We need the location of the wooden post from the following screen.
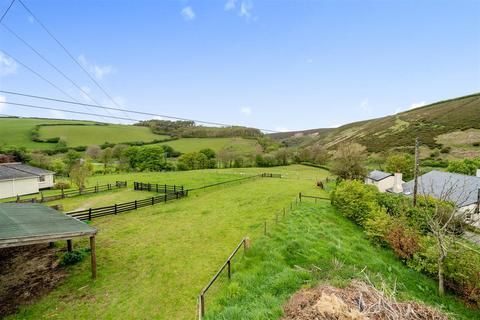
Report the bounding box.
[299,192,302,202]
[164,194,167,202]
[156,184,159,193]
[264,220,267,236]
[95,185,98,193]
[67,239,73,252]
[61,188,65,198]
[164,184,167,193]
[88,208,92,221]
[200,294,205,317]
[114,204,118,215]
[151,197,154,205]
[135,200,138,209]
[90,236,97,279]
[476,188,480,214]
[413,137,420,207]
[244,237,251,252]
[227,260,231,279]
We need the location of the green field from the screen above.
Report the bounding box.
[0,117,93,150]
[39,124,167,147]
[151,137,260,153]
[205,203,479,320]
[7,165,328,320]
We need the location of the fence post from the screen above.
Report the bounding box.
[152,197,154,205]
[114,204,118,215]
[40,192,44,203]
[264,220,267,236]
[61,188,65,199]
[164,194,167,202]
[174,185,176,193]
[244,237,251,252]
[164,184,166,193]
[135,200,137,209]
[227,260,231,279]
[108,183,111,190]
[88,208,92,221]
[95,185,98,193]
[156,184,159,193]
[299,192,302,202]
[200,294,205,317]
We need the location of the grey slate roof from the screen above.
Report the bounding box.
[402,170,480,207]
[0,166,36,181]
[1,163,54,176]
[367,170,393,181]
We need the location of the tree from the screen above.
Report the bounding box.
[100,147,114,174]
[69,160,92,189]
[385,153,415,180]
[199,148,216,160]
[112,144,128,159]
[331,142,366,180]
[29,152,51,169]
[86,145,102,160]
[447,157,480,176]
[310,144,329,165]
[274,148,291,166]
[177,152,210,170]
[63,150,82,174]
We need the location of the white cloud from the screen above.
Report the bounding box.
[239,1,253,19]
[78,54,115,80]
[240,107,252,116]
[0,95,6,112]
[409,101,427,110]
[360,98,371,113]
[181,6,195,21]
[225,0,237,10]
[275,126,289,132]
[0,52,18,76]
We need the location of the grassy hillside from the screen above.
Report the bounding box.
[6,166,328,320]
[39,124,167,147]
[151,137,261,153]
[205,203,478,319]
[0,117,93,150]
[273,93,480,154]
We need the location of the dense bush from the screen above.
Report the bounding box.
[331,180,480,306]
[177,152,215,170]
[59,248,89,267]
[447,157,480,175]
[122,146,174,172]
[54,181,71,190]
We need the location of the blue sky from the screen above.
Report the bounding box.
[0,0,479,131]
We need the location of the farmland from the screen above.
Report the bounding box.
[6,165,329,320]
[39,124,167,147]
[150,137,261,153]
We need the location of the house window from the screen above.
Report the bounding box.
[39,175,45,182]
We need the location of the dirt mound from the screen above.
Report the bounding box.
[0,244,67,317]
[282,280,447,320]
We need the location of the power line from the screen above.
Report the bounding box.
[0,0,15,23]
[0,90,279,132]
[1,22,116,120]
[0,101,141,123]
[0,50,110,122]
[17,0,133,121]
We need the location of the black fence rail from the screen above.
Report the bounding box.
[260,173,282,178]
[67,190,187,221]
[133,182,184,194]
[299,192,330,203]
[10,181,127,203]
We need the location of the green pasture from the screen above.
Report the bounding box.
[7,165,328,320]
[39,124,167,147]
[0,117,92,150]
[151,137,260,153]
[205,203,479,320]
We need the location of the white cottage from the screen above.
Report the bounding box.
[365,170,404,193]
[0,163,55,199]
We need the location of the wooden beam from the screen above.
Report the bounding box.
[67,239,73,252]
[90,236,97,279]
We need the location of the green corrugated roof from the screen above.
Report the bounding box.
[0,203,96,241]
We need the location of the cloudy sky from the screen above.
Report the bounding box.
[0,0,479,131]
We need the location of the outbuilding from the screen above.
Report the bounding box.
[0,163,55,199]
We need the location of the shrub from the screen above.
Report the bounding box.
[59,248,89,267]
[386,221,420,260]
[364,208,392,246]
[440,146,451,154]
[54,181,71,190]
[330,180,378,226]
[473,142,480,147]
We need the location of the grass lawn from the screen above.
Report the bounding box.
[151,137,260,153]
[0,117,92,150]
[39,124,167,147]
[6,165,328,320]
[205,202,479,320]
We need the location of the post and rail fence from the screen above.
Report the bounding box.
[133,182,185,194]
[9,181,127,204]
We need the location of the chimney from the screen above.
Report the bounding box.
[477,169,480,177]
[392,173,403,193]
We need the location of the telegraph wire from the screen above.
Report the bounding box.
[17,0,134,121]
[0,0,15,22]
[0,90,280,132]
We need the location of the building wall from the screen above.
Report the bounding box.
[38,173,54,189]
[0,178,39,199]
[365,176,395,193]
[459,204,480,228]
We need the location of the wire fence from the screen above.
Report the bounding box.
[197,192,330,319]
[187,173,280,192]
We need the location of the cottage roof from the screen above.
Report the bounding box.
[367,170,392,181]
[402,170,480,207]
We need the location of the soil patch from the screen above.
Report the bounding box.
[282,280,447,320]
[0,244,67,317]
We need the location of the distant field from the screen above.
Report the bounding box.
[154,137,260,153]
[0,117,92,150]
[39,124,167,147]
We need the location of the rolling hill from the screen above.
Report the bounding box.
[271,93,480,156]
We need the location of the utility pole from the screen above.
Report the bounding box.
[413,137,420,207]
